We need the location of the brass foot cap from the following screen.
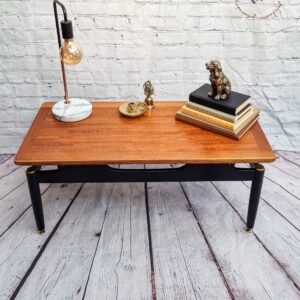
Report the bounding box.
[245,228,253,233]
[38,229,45,235]
[255,164,265,172]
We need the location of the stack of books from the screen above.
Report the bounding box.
[176,84,260,140]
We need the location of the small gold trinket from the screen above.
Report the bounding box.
[119,102,147,118]
[127,102,138,113]
[143,80,155,109]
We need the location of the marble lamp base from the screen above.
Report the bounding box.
[52,98,92,122]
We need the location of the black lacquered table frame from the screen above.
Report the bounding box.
[26,163,264,234]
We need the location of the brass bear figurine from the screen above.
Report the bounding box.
[206,60,231,100]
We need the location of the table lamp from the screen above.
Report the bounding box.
[52,0,92,122]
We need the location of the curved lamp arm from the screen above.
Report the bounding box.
[53,0,68,48]
[53,0,69,103]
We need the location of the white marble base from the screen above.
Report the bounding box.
[52,99,92,122]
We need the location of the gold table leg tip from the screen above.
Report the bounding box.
[38,229,45,235]
[246,228,253,233]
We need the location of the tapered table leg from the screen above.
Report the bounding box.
[26,167,45,234]
[23,163,265,233]
[246,164,265,232]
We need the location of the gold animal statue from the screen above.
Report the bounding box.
[143,80,154,109]
[206,60,231,100]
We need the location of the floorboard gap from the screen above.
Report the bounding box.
[179,182,235,300]
[262,176,300,200]
[82,184,115,300]
[10,183,84,300]
[276,152,300,167]
[211,182,300,291]
[0,180,27,202]
[145,182,157,300]
[0,155,13,165]
[0,166,22,181]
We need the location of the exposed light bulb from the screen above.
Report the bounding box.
[60,38,83,65]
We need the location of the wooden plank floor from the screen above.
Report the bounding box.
[0,152,299,300]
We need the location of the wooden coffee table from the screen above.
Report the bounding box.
[15,102,275,234]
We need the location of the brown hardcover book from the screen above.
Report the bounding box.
[180,105,256,131]
[186,102,252,123]
[175,109,259,140]
[235,116,259,140]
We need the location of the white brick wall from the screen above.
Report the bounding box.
[0,0,299,153]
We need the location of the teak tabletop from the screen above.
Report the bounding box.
[15,102,275,166]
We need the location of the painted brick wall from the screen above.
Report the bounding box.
[0,0,299,153]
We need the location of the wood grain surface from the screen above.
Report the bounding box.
[277,151,300,167]
[85,166,152,299]
[0,155,12,165]
[0,156,18,179]
[15,102,275,165]
[0,182,82,299]
[146,165,231,300]
[181,181,300,299]
[0,166,27,200]
[0,180,49,237]
[17,183,114,300]
[213,180,300,285]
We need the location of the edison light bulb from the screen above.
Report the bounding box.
[60,38,83,65]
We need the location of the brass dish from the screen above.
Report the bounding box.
[119,102,147,118]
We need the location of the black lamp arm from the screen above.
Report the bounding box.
[53,0,68,21]
[53,0,70,103]
[53,0,69,48]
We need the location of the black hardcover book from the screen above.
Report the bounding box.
[189,84,251,115]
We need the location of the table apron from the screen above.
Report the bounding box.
[26,163,265,232]
[27,164,258,183]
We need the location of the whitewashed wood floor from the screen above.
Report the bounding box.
[0,152,299,300]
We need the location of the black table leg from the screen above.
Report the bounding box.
[246,164,265,232]
[25,163,265,233]
[26,167,45,234]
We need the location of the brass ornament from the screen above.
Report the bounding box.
[143,80,155,109]
[127,102,138,113]
[206,60,231,101]
[119,102,147,118]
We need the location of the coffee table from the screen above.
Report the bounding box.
[15,102,275,234]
